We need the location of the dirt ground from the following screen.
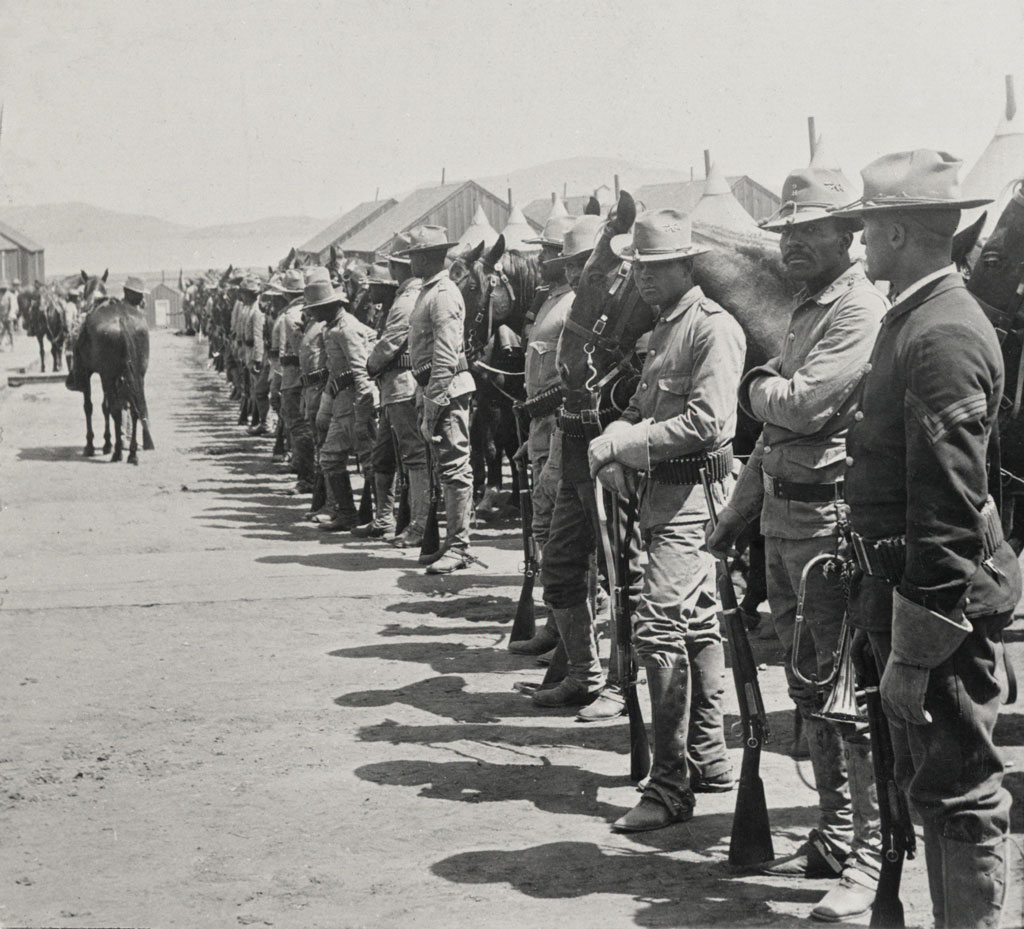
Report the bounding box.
[1,329,1022,929]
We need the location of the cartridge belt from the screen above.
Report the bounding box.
[412,354,469,386]
[329,370,355,394]
[280,353,300,367]
[851,496,1003,582]
[244,338,255,347]
[650,446,733,485]
[300,368,329,389]
[557,405,619,440]
[764,474,844,503]
[268,349,279,359]
[517,386,564,420]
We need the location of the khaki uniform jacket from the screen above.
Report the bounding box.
[728,263,888,539]
[299,318,327,380]
[525,282,573,399]
[246,303,265,366]
[279,302,306,390]
[614,285,746,528]
[325,310,376,419]
[366,277,421,406]
[408,270,474,406]
[269,312,286,376]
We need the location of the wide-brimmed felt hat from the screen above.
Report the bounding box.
[524,213,576,248]
[394,225,458,256]
[761,166,863,232]
[611,209,710,263]
[367,262,398,288]
[387,233,413,265]
[544,215,605,269]
[303,266,348,311]
[268,269,305,295]
[832,149,992,218]
[239,274,263,294]
[124,275,150,295]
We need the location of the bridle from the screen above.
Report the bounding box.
[451,257,517,359]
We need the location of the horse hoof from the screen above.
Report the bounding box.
[102,443,112,454]
[111,452,122,463]
[84,446,95,457]
[127,455,138,466]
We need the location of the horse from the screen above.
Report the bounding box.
[450,235,541,515]
[66,270,154,464]
[961,184,1024,549]
[25,284,68,372]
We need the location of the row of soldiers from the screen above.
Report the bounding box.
[211,148,1016,928]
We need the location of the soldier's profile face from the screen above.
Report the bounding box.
[633,259,692,308]
[779,219,849,285]
[861,217,895,283]
[564,255,588,292]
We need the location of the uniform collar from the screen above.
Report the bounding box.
[397,277,422,296]
[800,263,866,307]
[422,270,448,290]
[661,285,704,323]
[548,281,571,299]
[885,268,963,323]
[890,264,958,306]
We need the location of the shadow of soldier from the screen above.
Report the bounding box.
[430,839,824,927]
[377,621,512,638]
[328,641,520,676]
[384,593,519,622]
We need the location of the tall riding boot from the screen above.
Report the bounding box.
[811,738,880,921]
[304,470,328,520]
[319,471,359,531]
[392,467,430,548]
[613,663,695,832]
[763,713,851,877]
[942,835,1007,929]
[923,822,946,928]
[509,619,560,656]
[353,470,396,538]
[426,483,474,574]
[685,632,734,791]
[532,603,602,707]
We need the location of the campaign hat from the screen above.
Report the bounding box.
[611,209,710,263]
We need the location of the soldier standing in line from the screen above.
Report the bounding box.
[707,161,886,920]
[234,276,261,426]
[278,272,315,494]
[400,225,476,574]
[506,210,577,654]
[297,268,334,514]
[833,151,1020,929]
[588,210,742,831]
[266,271,306,457]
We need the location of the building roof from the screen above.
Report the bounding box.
[0,219,43,252]
[342,181,506,255]
[636,175,778,215]
[298,198,398,255]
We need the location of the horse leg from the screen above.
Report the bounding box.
[37,335,46,372]
[102,398,112,454]
[127,406,139,465]
[83,379,95,456]
[110,402,123,462]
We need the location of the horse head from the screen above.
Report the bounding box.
[967,185,1024,315]
[79,268,109,310]
[556,190,655,403]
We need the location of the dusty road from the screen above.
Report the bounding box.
[1,329,1022,929]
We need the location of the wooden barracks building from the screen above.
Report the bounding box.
[0,219,44,284]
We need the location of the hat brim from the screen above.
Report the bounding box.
[831,196,993,218]
[304,289,349,310]
[523,235,563,247]
[393,241,458,258]
[759,205,862,233]
[124,286,150,295]
[609,233,709,262]
[543,246,595,271]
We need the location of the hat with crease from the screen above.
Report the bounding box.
[524,213,576,248]
[302,266,347,310]
[832,149,992,217]
[611,209,710,262]
[544,215,605,268]
[268,269,305,294]
[124,276,150,295]
[761,163,863,232]
[393,225,458,256]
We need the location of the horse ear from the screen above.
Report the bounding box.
[330,245,338,264]
[485,234,506,269]
[607,190,636,235]
[953,211,987,267]
[80,270,88,283]
[585,196,601,216]
[467,240,485,264]
[102,269,109,283]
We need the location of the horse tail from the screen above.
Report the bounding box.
[119,314,155,450]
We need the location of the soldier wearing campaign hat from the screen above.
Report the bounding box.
[278,271,316,491]
[588,209,741,831]
[708,156,887,920]
[835,150,1020,928]
[266,270,306,451]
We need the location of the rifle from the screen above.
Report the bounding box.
[701,467,774,868]
[508,407,537,645]
[358,470,375,524]
[595,489,650,782]
[419,436,442,561]
[389,417,411,536]
[860,638,915,928]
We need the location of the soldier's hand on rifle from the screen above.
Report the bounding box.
[705,504,746,558]
[596,462,636,499]
[880,658,932,726]
[513,440,529,463]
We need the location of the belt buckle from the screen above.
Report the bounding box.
[580,409,599,426]
[850,533,869,572]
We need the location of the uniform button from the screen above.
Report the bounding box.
[640,382,648,391]
[845,456,854,467]
[854,411,864,421]
[788,332,796,340]
[864,363,872,372]
[649,348,656,356]
[764,445,772,454]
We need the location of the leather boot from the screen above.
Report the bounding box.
[536,641,567,688]
[576,682,625,721]
[923,822,945,928]
[425,483,474,574]
[763,714,852,876]
[613,664,695,832]
[313,469,337,522]
[686,632,734,791]
[942,835,1007,929]
[352,471,396,538]
[532,604,602,707]
[391,467,430,548]
[318,472,359,531]
[508,621,559,656]
[303,471,327,519]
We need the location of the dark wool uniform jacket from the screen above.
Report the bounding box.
[846,272,1021,631]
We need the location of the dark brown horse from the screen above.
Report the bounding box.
[25,284,68,372]
[66,271,154,464]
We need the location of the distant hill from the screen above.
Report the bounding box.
[0,202,325,276]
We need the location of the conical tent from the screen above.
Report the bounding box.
[962,76,1024,235]
[546,198,569,221]
[690,161,760,233]
[501,205,539,252]
[453,205,499,252]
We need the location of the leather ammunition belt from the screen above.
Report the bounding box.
[300,368,329,389]
[764,474,844,503]
[395,353,413,370]
[244,338,255,347]
[850,496,1003,582]
[412,354,469,386]
[516,386,564,420]
[650,446,733,485]
[329,370,355,394]
[280,354,300,367]
[557,405,618,440]
[268,349,279,359]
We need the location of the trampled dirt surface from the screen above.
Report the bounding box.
[1,330,1022,929]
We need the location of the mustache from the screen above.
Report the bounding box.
[783,248,813,261]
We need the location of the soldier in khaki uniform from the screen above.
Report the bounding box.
[245,280,269,435]
[298,268,333,515]
[234,277,260,425]
[400,225,476,574]
[278,274,314,492]
[507,210,577,654]
[266,270,305,457]
[589,210,743,832]
[708,163,887,920]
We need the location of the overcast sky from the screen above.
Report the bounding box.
[1,0,1022,226]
